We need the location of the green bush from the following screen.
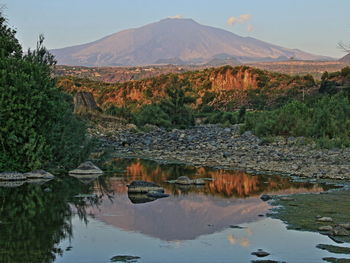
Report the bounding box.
[105,105,133,121]
[134,76,195,129]
[134,104,171,128]
[243,93,350,148]
[0,14,90,171]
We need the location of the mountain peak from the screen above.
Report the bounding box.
[158,17,198,25]
[51,19,329,66]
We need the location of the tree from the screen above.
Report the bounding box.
[0,13,90,171]
[159,76,195,128]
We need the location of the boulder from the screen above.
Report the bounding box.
[175,176,193,185]
[251,249,270,257]
[127,181,164,194]
[318,225,333,231]
[260,194,272,201]
[339,223,350,230]
[69,161,103,175]
[317,217,333,223]
[73,91,101,114]
[332,226,349,236]
[26,179,52,185]
[128,193,156,204]
[146,191,169,199]
[192,178,206,185]
[24,170,54,179]
[0,172,26,181]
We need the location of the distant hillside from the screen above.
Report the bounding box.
[51,18,330,66]
[340,53,350,64]
[57,66,318,110]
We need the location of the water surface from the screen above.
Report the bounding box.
[0,158,348,263]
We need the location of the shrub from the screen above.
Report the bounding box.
[243,93,350,148]
[134,104,171,128]
[105,105,133,121]
[0,14,90,171]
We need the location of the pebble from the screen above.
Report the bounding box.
[318,225,333,231]
[90,124,350,180]
[317,217,333,222]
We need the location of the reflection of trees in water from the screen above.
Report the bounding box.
[104,158,324,198]
[0,178,104,263]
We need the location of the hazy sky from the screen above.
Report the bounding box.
[1,0,349,58]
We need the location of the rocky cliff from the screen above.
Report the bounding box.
[58,66,317,110]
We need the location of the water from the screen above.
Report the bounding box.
[0,158,348,263]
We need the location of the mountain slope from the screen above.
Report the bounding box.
[51,18,329,66]
[340,53,350,64]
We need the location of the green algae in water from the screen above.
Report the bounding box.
[110,255,140,262]
[323,257,350,263]
[317,244,350,254]
[270,189,350,243]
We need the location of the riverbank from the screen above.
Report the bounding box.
[90,123,350,180]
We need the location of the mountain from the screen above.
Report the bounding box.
[51,18,330,66]
[339,53,350,64]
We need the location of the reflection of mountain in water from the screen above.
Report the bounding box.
[86,194,268,241]
[85,158,326,241]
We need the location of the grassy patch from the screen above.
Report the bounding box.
[110,255,140,262]
[269,189,350,243]
[323,257,350,263]
[317,244,350,254]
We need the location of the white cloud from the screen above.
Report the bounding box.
[227,14,252,26]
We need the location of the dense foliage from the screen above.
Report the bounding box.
[0,14,90,171]
[243,93,350,148]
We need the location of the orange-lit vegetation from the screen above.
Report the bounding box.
[103,159,324,198]
[57,65,317,111]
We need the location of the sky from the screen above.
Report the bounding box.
[1,0,349,58]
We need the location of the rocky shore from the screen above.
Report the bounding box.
[91,124,350,180]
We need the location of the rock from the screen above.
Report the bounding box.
[242,131,254,138]
[317,217,333,223]
[229,225,245,229]
[127,181,164,193]
[143,137,153,146]
[146,191,169,199]
[0,172,26,181]
[318,225,333,231]
[192,178,206,185]
[260,194,272,201]
[0,181,25,188]
[251,249,270,257]
[332,226,349,236]
[128,193,156,204]
[291,164,299,170]
[339,223,350,230]
[24,170,54,179]
[74,194,98,198]
[69,161,103,175]
[223,152,230,158]
[175,176,192,185]
[26,178,52,185]
[73,91,101,114]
